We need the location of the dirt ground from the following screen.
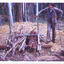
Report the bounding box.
[0,22,64,61]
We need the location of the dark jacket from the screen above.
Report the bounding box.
[38,7,63,23]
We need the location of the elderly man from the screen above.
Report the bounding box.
[36,3,63,43]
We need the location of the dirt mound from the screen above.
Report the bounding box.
[0,22,64,61]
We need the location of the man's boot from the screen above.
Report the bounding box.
[46,41,50,44]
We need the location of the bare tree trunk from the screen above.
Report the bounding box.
[25,3,27,22]
[8,3,13,26]
[8,3,13,34]
[12,3,16,22]
[16,3,23,22]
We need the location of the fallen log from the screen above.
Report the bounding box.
[42,44,52,48]
[0,44,7,49]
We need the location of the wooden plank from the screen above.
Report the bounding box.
[19,38,26,52]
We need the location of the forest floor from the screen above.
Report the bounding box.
[0,21,64,61]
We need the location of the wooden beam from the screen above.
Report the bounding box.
[15,34,44,37]
[36,3,41,51]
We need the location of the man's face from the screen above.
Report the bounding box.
[49,4,53,9]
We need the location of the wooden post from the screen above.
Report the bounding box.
[36,3,41,51]
[36,3,39,34]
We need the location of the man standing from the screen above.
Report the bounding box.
[36,3,63,43]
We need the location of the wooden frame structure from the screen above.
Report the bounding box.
[8,2,43,51]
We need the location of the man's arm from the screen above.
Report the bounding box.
[54,7,63,18]
[36,7,49,16]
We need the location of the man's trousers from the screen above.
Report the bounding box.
[47,20,57,42]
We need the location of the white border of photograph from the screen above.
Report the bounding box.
[0,0,64,64]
